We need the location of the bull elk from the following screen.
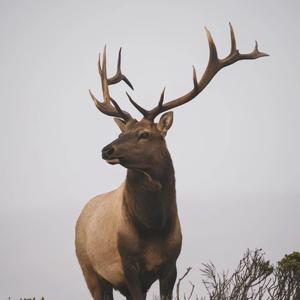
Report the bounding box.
[75,24,268,300]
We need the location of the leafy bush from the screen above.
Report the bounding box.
[177,249,300,300]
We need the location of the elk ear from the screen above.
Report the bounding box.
[114,118,126,132]
[157,111,173,137]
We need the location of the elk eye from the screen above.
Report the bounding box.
[139,132,149,139]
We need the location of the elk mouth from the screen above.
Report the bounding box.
[105,158,120,165]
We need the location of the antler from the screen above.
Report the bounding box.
[89,46,134,121]
[126,23,269,121]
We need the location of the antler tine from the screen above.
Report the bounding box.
[143,23,268,121]
[97,52,102,76]
[158,87,166,107]
[221,23,269,67]
[101,46,110,103]
[204,27,218,63]
[108,48,134,90]
[126,92,148,116]
[110,98,131,121]
[89,46,133,121]
[145,87,166,119]
[125,87,167,120]
[229,22,237,55]
[192,66,198,90]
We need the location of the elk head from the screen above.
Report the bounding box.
[89,24,268,176]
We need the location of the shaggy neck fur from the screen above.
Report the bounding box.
[123,148,177,238]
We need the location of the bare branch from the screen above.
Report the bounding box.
[177,267,192,300]
[187,281,195,300]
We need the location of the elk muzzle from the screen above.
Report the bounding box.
[102,144,120,165]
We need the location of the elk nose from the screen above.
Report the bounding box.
[102,145,115,159]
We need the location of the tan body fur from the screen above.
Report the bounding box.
[76,182,182,295]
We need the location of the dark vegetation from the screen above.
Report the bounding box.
[177,249,300,300]
[11,249,300,300]
[8,298,44,300]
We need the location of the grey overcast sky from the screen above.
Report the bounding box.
[0,0,299,299]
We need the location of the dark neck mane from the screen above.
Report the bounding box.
[123,150,177,238]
